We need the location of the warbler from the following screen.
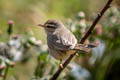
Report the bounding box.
[38,20,94,68]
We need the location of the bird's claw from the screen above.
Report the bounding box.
[59,63,63,69]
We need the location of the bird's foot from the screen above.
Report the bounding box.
[59,60,63,68]
[76,53,79,56]
[59,63,63,69]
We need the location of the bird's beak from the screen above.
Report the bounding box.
[38,24,45,27]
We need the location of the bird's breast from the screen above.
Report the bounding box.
[48,47,75,60]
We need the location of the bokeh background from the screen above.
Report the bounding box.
[0,0,120,80]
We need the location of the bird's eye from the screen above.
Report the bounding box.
[46,25,56,29]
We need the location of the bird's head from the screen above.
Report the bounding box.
[38,20,64,34]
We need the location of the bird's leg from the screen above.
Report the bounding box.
[59,59,63,69]
[76,53,79,57]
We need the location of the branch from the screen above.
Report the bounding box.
[3,65,9,80]
[50,0,113,80]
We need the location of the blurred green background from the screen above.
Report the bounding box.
[0,0,106,42]
[0,0,120,80]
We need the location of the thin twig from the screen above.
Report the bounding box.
[3,65,9,80]
[50,0,113,80]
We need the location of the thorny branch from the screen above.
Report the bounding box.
[50,0,113,80]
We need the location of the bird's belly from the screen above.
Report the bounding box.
[49,49,76,60]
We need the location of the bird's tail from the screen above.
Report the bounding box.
[74,44,96,53]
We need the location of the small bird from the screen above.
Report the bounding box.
[38,20,95,68]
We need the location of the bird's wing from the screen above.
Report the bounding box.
[48,29,77,51]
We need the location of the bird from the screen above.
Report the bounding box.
[38,20,95,68]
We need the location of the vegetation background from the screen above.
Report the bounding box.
[0,0,120,80]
